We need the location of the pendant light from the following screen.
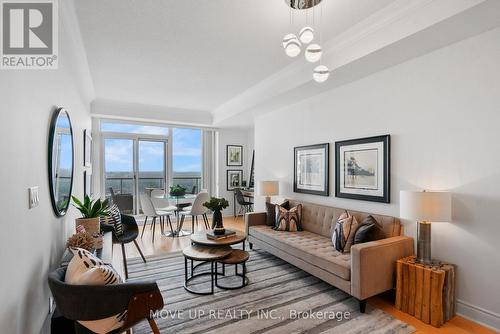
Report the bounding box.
[284,34,302,57]
[305,43,322,62]
[313,65,329,83]
[299,26,314,44]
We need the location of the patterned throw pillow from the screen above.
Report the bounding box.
[65,247,126,333]
[331,211,359,253]
[274,204,302,232]
[100,204,123,236]
[265,201,290,226]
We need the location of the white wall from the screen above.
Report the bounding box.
[254,27,500,330]
[216,128,253,216]
[0,2,92,333]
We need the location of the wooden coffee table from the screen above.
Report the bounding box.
[190,230,247,249]
[183,244,232,295]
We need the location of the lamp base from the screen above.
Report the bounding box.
[416,221,432,264]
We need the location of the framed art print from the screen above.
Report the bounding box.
[227,169,243,191]
[294,143,329,196]
[83,129,92,167]
[335,135,390,203]
[226,145,243,166]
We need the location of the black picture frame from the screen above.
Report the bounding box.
[335,135,390,203]
[226,145,243,166]
[227,169,243,191]
[83,129,92,167]
[293,143,329,196]
[248,150,255,188]
[84,170,92,197]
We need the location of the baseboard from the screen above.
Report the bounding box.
[456,299,500,332]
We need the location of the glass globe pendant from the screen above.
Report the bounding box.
[299,26,314,44]
[313,65,329,83]
[283,34,302,58]
[282,33,297,48]
[305,43,322,63]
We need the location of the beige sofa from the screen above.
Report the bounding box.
[245,200,414,312]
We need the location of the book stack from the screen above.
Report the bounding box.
[206,229,236,240]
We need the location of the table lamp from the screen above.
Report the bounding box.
[400,190,451,264]
[259,181,279,203]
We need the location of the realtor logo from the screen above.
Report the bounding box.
[1,0,58,69]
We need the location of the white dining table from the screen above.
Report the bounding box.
[162,193,197,237]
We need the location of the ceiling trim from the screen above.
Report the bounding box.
[212,0,487,125]
[61,0,95,105]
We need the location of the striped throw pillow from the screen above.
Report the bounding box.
[332,211,359,253]
[101,204,124,236]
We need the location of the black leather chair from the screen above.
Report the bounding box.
[234,188,253,217]
[101,211,146,280]
[48,267,164,334]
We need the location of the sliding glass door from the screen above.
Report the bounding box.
[104,137,167,214]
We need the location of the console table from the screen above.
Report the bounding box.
[395,256,456,327]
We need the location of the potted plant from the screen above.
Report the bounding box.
[71,195,109,235]
[203,197,229,235]
[169,184,186,197]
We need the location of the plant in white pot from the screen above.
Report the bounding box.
[71,195,109,235]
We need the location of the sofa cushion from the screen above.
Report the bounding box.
[353,215,385,245]
[265,201,289,226]
[250,225,351,280]
[274,204,302,231]
[332,211,359,253]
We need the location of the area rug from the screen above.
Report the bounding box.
[127,247,415,334]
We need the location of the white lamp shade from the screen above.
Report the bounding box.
[259,181,279,197]
[400,191,451,222]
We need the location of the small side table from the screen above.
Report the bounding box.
[183,245,232,295]
[215,249,250,289]
[395,256,456,327]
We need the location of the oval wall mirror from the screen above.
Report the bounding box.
[48,108,74,217]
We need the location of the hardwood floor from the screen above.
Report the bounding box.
[112,216,497,334]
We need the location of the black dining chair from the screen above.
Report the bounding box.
[101,205,146,280]
[234,188,253,217]
[48,267,164,334]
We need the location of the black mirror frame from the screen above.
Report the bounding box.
[48,107,75,217]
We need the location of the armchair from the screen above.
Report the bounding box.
[48,267,164,334]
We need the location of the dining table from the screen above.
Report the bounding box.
[162,193,197,237]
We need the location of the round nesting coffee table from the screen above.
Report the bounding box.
[215,249,250,290]
[190,231,247,249]
[183,244,232,295]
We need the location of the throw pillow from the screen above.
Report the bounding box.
[353,215,385,245]
[274,204,302,232]
[331,211,359,253]
[65,248,126,334]
[265,201,290,226]
[100,204,123,236]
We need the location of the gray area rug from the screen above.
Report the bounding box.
[127,246,415,334]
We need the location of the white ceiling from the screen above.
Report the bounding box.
[75,0,396,113]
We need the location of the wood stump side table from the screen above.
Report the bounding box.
[395,256,456,327]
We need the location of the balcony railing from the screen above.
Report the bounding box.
[105,176,202,196]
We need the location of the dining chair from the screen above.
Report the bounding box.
[150,189,178,212]
[234,188,253,217]
[179,191,210,232]
[139,193,174,242]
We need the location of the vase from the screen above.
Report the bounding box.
[212,210,225,235]
[75,217,100,236]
